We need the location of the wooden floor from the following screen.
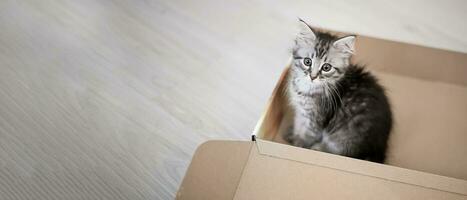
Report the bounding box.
[0,0,466,199]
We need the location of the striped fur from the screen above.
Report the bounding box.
[285,20,392,163]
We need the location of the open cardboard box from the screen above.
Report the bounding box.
[176,30,467,199]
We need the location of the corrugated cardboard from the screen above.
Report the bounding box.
[178,140,467,199]
[177,31,467,199]
[176,141,253,199]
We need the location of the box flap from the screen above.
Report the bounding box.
[176,141,253,200]
[354,36,467,87]
[376,72,467,179]
[232,140,467,199]
[254,139,467,195]
[179,140,467,199]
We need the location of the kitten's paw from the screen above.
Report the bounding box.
[310,143,324,151]
[282,126,320,148]
[291,137,310,148]
[283,126,295,144]
[286,134,317,149]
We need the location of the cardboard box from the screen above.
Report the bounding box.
[176,31,467,199]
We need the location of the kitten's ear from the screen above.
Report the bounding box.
[333,35,356,55]
[296,18,316,43]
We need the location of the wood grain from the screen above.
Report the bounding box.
[0,0,466,199]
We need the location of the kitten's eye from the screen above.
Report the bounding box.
[321,63,333,72]
[303,57,312,67]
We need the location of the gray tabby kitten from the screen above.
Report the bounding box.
[285,20,392,163]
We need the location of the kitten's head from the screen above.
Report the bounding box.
[291,19,355,95]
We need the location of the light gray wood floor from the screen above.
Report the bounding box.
[0,0,466,199]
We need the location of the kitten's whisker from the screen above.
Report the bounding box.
[326,83,337,113]
[330,82,347,116]
[330,83,343,107]
[323,84,329,111]
[330,83,341,113]
[327,84,334,112]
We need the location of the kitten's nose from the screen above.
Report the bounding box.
[310,75,318,81]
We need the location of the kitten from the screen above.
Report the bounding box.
[284,19,392,163]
